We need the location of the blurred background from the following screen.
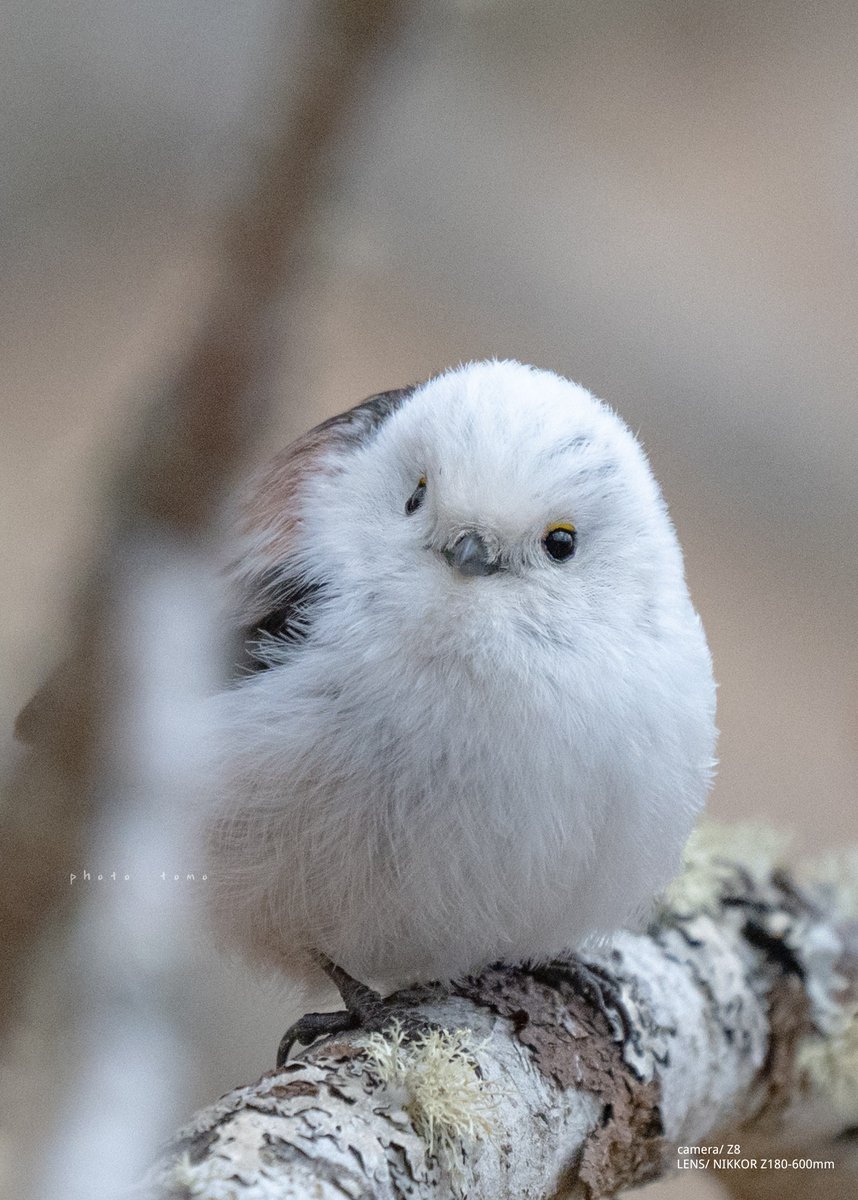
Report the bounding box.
[1,1,855,1197]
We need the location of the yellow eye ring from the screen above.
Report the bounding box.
[405,476,428,515]
[542,522,577,562]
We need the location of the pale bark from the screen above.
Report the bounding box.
[138,829,858,1199]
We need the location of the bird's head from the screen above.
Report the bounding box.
[234,360,689,672]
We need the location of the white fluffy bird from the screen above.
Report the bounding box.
[206,359,716,1054]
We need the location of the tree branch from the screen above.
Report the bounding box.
[138,825,858,1199]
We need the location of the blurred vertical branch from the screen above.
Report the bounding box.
[0,0,406,1031]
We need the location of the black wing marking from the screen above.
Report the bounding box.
[234,384,416,676]
[237,571,326,675]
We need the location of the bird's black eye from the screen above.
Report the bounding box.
[405,475,427,514]
[543,523,577,561]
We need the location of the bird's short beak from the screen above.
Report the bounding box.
[443,531,500,577]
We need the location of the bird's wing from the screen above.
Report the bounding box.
[14,386,416,735]
[233,385,414,673]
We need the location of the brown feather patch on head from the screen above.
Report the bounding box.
[232,385,415,646]
[240,386,415,553]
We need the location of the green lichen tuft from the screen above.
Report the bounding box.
[359,1020,499,1178]
[801,847,858,922]
[797,1003,858,1123]
[662,819,792,918]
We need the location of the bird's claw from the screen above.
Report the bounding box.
[276,964,446,1066]
[277,1009,361,1065]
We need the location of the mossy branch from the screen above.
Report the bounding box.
[136,822,858,1199]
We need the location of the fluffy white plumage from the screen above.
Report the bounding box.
[206,360,716,992]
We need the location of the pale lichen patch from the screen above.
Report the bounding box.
[802,848,858,921]
[797,1004,858,1124]
[663,820,792,919]
[358,1021,498,1179]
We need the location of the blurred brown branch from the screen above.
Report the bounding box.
[0,0,406,1032]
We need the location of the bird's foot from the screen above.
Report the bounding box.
[276,958,446,1066]
[528,956,631,1043]
[276,1008,361,1064]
